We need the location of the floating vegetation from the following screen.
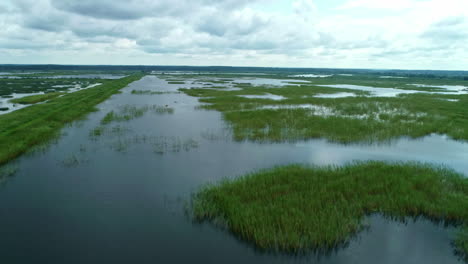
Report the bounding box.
[131,90,180,95]
[200,129,232,141]
[100,104,174,125]
[153,136,199,154]
[60,154,88,168]
[0,165,18,184]
[89,126,105,137]
[106,135,199,155]
[89,125,131,139]
[191,161,468,254]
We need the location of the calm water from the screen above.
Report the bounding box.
[0,76,466,263]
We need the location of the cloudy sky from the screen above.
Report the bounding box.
[0,0,467,70]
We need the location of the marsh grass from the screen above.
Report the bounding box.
[9,92,66,104]
[191,161,468,255]
[180,78,468,143]
[0,74,144,165]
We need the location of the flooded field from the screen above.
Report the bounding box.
[0,74,467,263]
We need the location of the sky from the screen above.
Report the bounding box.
[0,0,467,70]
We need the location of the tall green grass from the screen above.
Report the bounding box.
[0,74,145,165]
[191,161,468,255]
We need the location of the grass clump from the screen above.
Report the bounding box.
[191,161,468,254]
[9,92,65,104]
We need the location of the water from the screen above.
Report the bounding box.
[380,76,408,79]
[410,84,468,92]
[0,76,466,264]
[318,84,468,97]
[315,92,356,98]
[234,78,310,86]
[238,93,286,100]
[290,74,333,78]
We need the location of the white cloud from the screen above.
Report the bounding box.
[0,0,467,70]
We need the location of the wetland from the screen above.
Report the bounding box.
[0,68,467,263]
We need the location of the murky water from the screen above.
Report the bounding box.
[0,76,466,263]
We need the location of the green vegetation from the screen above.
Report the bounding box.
[9,92,66,104]
[180,76,468,143]
[168,81,185,84]
[455,226,468,261]
[0,74,144,165]
[191,161,468,255]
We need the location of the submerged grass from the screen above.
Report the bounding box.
[0,74,144,165]
[9,92,66,104]
[191,161,468,255]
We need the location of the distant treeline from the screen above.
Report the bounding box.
[0,64,467,79]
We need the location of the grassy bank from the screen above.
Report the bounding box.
[9,92,66,104]
[191,161,468,255]
[0,74,144,165]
